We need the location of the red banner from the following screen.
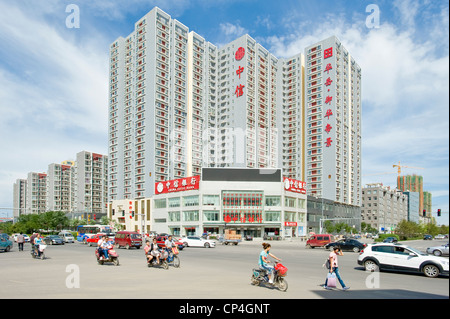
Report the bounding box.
[283,177,306,194]
[155,176,200,194]
[284,222,298,227]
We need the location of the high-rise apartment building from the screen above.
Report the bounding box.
[13,179,27,218]
[109,8,361,208]
[74,151,109,215]
[397,175,425,215]
[47,163,74,212]
[304,36,362,206]
[26,172,47,215]
[13,151,108,217]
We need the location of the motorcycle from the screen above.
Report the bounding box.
[165,247,180,268]
[31,244,47,260]
[251,261,288,292]
[146,249,169,270]
[95,244,119,266]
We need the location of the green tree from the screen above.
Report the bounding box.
[324,220,335,233]
[395,220,421,240]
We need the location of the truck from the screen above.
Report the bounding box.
[219,230,242,245]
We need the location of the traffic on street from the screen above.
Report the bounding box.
[0,234,448,299]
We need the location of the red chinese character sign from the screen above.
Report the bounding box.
[235,84,245,97]
[155,176,200,194]
[236,66,244,79]
[235,47,245,61]
[322,46,334,149]
[283,177,307,194]
[324,47,333,59]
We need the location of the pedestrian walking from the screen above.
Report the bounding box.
[17,233,25,251]
[323,246,350,290]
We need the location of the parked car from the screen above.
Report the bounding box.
[358,243,449,278]
[427,243,449,257]
[43,235,64,245]
[383,237,398,243]
[114,231,142,249]
[325,238,366,253]
[58,231,75,243]
[424,234,433,240]
[155,235,184,250]
[0,233,13,252]
[180,236,216,248]
[306,234,334,248]
[434,234,446,240]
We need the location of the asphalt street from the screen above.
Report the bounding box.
[0,238,448,300]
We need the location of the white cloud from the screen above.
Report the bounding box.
[219,22,248,37]
[0,1,109,209]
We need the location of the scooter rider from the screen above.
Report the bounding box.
[259,242,281,284]
[148,238,161,264]
[97,235,105,259]
[34,234,43,257]
[164,235,176,253]
[100,236,110,260]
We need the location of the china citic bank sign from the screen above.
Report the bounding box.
[155,176,200,194]
[283,177,306,194]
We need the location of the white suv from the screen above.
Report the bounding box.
[358,243,449,278]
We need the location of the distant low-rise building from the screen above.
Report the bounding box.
[361,183,408,233]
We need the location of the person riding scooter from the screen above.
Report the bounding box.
[34,234,43,257]
[100,236,111,260]
[147,238,161,264]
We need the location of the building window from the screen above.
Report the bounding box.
[285,197,296,208]
[168,211,180,222]
[298,199,306,209]
[203,195,220,206]
[183,195,199,207]
[154,198,166,209]
[265,196,281,207]
[285,211,296,222]
[168,197,180,208]
[183,210,199,221]
[203,210,220,221]
[265,211,281,222]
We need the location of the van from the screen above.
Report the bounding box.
[306,234,334,248]
[58,231,75,243]
[114,231,142,249]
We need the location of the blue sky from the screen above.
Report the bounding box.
[0,0,448,225]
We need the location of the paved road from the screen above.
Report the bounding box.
[0,238,448,299]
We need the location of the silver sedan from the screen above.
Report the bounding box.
[427,243,449,257]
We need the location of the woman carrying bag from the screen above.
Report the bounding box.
[323,246,350,290]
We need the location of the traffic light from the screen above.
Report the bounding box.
[437,209,441,217]
[422,209,426,217]
[93,214,96,220]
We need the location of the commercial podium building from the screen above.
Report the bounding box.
[109,168,307,238]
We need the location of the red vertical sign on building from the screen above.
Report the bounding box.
[235,47,245,98]
[323,47,334,148]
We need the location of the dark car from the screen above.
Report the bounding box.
[325,238,366,253]
[44,235,64,245]
[383,237,398,243]
[424,234,433,240]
